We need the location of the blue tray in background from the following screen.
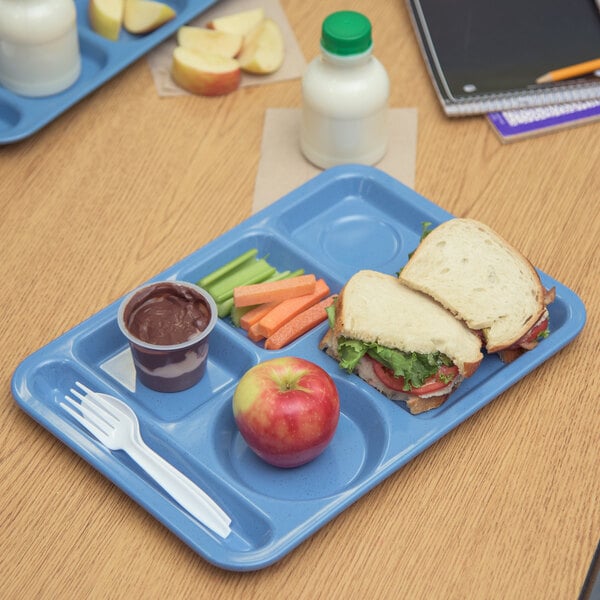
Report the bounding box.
[11,166,586,570]
[0,0,220,144]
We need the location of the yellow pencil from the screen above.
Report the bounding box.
[536,58,600,83]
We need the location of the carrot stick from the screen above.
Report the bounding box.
[255,279,330,338]
[246,321,265,342]
[233,274,317,308]
[264,296,336,350]
[239,301,280,331]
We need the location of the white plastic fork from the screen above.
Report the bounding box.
[60,381,231,539]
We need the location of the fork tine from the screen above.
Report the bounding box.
[76,381,111,405]
[70,386,118,428]
[75,380,101,400]
[61,395,111,441]
[75,381,122,419]
[64,393,114,437]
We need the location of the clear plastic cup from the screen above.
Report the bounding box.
[117,281,218,393]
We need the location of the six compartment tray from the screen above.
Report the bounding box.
[11,165,587,570]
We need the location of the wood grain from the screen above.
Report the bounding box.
[1,1,598,598]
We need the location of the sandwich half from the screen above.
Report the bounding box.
[398,218,556,362]
[319,270,483,414]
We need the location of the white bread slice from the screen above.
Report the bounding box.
[398,218,548,353]
[329,270,482,376]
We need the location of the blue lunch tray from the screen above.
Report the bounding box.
[11,165,587,570]
[0,0,220,144]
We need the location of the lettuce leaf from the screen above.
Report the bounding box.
[325,300,337,329]
[337,336,452,391]
[398,221,434,275]
[325,290,452,391]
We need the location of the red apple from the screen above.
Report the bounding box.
[232,357,340,468]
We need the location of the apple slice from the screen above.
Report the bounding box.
[171,47,241,96]
[207,7,265,37]
[89,0,124,41]
[238,18,284,75]
[177,27,243,59]
[123,0,176,34]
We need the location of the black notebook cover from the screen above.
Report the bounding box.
[407,0,600,115]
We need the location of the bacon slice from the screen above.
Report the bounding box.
[544,287,556,306]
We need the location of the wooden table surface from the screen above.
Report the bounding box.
[2,1,599,598]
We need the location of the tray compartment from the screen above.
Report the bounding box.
[210,376,390,501]
[26,359,277,552]
[113,393,278,552]
[25,359,85,411]
[273,173,450,276]
[74,316,261,422]
[78,32,111,75]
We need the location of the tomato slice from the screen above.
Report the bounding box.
[510,317,549,348]
[519,317,549,344]
[371,359,408,391]
[371,359,458,396]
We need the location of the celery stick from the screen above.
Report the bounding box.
[230,305,252,327]
[266,270,291,281]
[286,268,305,278]
[210,259,275,301]
[198,248,258,289]
[265,268,305,282]
[217,297,235,318]
[208,258,273,297]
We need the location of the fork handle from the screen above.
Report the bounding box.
[125,441,231,538]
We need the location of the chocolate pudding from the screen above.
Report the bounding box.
[118,281,217,393]
[123,282,211,346]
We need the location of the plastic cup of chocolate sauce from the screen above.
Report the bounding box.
[117,281,218,393]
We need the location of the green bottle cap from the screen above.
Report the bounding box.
[321,11,372,56]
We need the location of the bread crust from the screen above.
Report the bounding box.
[484,247,545,352]
[400,218,551,353]
[331,280,349,343]
[462,359,481,378]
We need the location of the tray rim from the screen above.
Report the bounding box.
[10,165,588,570]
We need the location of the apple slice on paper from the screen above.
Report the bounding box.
[89,0,124,41]
[238,18,285,75]
[123,0,176,34]
[207,7,265,37]
[177,27,243,59]
[171,47,241,96]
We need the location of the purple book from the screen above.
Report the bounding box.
[487,100,600,142]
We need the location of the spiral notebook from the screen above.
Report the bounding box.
[406,0,600,116]
[487,100,600,142]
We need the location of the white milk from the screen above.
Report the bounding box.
[300,11,390,169]
[0,0,81,97]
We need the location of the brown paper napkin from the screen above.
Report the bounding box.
[252,108,418,213]
[147,0,306,96]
